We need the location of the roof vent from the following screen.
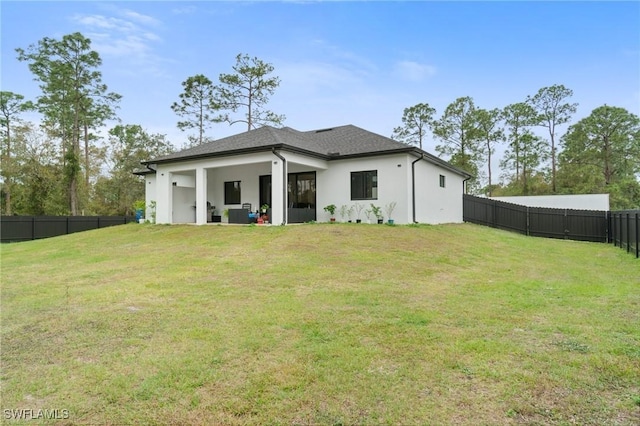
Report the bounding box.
[315,128,333,133]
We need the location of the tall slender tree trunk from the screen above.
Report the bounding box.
[4,123,11,215]
[486,139,492,197]
[550,136,557,192]
[71,86,80,216]
[514,127,521,184]
[199,101,204,144]
[603,135,612,185]
[84,122,90,189]
[549,121,557,193]
[247,79,253,131]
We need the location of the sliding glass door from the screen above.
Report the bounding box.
[259,175,272,209]
[288,172,316,209]
[260,172,316,222]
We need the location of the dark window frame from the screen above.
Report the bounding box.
[224,181,241,205]
[439,174,446,188]
[288,171,316,209]
[351,170,378,200]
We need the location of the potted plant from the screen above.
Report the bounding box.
[353,203,364,223]
[148,200,156,224]
[324,204,337,222]
[339,204,349,222]
[370,204,383,224]
[385,201,397,225]
[364,208,373,224]
[223,208,229,223]
[133,200,146,223]
[260,204,269,223]
[346,205,355,223]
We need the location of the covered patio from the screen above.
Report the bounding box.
[153,150,328,225]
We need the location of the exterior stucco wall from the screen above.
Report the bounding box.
[317,154,411,223]
[206,162,272,217]
[144,174,156,221]
[146,151,466,225]
[172,185,196,223]
[413,159,466,224]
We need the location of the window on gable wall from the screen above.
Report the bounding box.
[439,174,446,188]
[351,170,378,200]
[224,181,241,204]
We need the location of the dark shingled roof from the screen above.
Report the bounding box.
[143,124,471,178]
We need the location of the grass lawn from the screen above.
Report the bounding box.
[1,223,639,425]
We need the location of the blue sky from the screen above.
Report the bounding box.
[2,1,639,153]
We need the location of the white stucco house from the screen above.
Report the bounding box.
[136,125,472,225]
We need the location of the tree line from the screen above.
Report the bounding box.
[1,33,284,216]
[2,31,638,216]
[391,88,640,209]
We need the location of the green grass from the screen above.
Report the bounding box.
[1,223,639,425]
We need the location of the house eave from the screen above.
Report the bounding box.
[142,143,334,166]
[142,144,472,179]
[326,147,414,161]
[133,167,157,176]
[410,148,474,179]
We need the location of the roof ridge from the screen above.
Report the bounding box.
[264,126,285,144]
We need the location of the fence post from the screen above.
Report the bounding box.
[492,199,497,229]
[636,212,640,259]
[627,213,631,253]
[32,216,36,240]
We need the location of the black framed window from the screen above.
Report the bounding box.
[288,172,316,208]
[351,170,377,200]
[224,181,241,204]
[439,174,446,188]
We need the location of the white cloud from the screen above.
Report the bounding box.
[393,60,437,82]
[120,9,162,27]
[70,8,168,77]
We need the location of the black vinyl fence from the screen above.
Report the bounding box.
[610,210,640,258]
[463,195,639,258]
[1,216,137,243]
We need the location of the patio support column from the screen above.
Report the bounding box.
[155,170,172,224]
[271,150,287,225]
[195,167,208,225]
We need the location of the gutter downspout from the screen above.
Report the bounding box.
[462,176,471,222]
[462,177,471,195]
[271,148,287,225]
[411,154,424,223]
